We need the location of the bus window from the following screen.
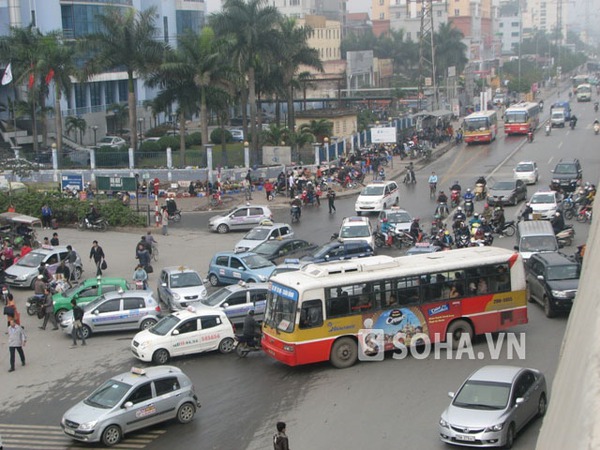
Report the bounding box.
[350,284,373,312]
[326,288,350,318]
[491,264,511,292]
[299,300,323,329]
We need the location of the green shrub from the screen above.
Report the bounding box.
[157,136,180,151]
[210,128,232,144]
[139,141,161,152]
[185,132,202,146]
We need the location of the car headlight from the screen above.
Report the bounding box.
[137,341,149,349]
[551,290,568,298]
[172,292,181,300]
[17,275,27,281]
[439,418,449,428]
[485,423,504,432]
[258,275,267,281]
[78,420,98,431]
[552,178,560,184]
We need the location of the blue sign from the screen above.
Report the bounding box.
[270,283,299,301]
[61,174,83,192]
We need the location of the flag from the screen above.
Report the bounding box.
[28,72,34,89]
[1,63,12,86]
[45,68,55,85]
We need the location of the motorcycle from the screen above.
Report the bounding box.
[134,280,146,290]
[450,190,461,208]
[474,183,487,201]
[78,216,108,232]
[570,119,576,130]
[595,102,599,113]
[434,202,449,219]
[235,334,262,357]
[576,205,593,223]
[455,232,470,249]
[594,123,600,135]
[545,124,551,136]
[290,205,301,223]
[493,220,516,237]
[403,168,417,184]
[527,130,534,143]
[562,193,577,219]
[26,294,45,319]
[167,210,182,222]
[463,199,474,217]
[556,225,575,247]
[374,229,414,249]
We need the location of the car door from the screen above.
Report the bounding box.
[279,225,293,239]
[89,298,122,332]
[44,251,61,276]
[213,255,230,284]
[152,377,182,422]
[157,270,169,301]
[229,207,249,231]
[220,291,251,324]
[199,315,224,352]
[516,180,527,201]
[120,382,158,433]
[274,241,297,262]
[169,318,202,357]
[122,297,147,330]
[248,207,265,228]
[512,371,538,429]
[390,182,399,204]
[228,256,246,282]
[528,259,543,302]
[74,284,100,305]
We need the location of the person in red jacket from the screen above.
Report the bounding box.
[264,180,274,201]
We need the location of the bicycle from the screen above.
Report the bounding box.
[429,182,437,198]
[210,193,223,207]
[151,244,159,262]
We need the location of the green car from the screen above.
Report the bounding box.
[53,277,130,322]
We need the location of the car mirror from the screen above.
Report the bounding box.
[93,310,99,315]
[515,397,524,406]
[537,275,544,280]
[172,329,180,336]
[237,267,245,270]
[448,391,455,398]
[550,169,555,173]
[161,282,167,287]
[123,401,133,409]
[222,303,229,308]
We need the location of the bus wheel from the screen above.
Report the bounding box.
[330,337,358,369]
[447,320,473,350]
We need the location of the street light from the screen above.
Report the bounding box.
[323,137,329,163]
[91,125,98,147]
[138,118,144,141]
[134,173,140,212]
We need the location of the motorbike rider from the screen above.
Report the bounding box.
[428,171,438,187]
[290,196,302,219]
[380,218,393,246]
[570,114,578,128]
[440,230,454,249]
[409,218,422,241]
[450,181,461,192]
[595,102,599,112]
[452,207,466,229]
[243,309,260,347]
[520,203,533,221]
[86,202,100,224]
[594,118,600,131]
[551,211,566,234]
[491,206,506,231]
[463,188,475,202]
[476,176,486,187]
[469,212,482,228]
[405,162,416,183]
[437,190,448,204]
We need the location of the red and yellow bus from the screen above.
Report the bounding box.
[462,110,499,144]
[262,247,527,368]
[504,102,541,135]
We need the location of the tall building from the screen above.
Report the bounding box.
[448,0,495,61]
[270,0,348,21]
[389,0,449,42]
[521,0,567,41]
[497,1,521,55]
[298,15,342,62]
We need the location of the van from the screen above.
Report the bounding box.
[515,220,558,261]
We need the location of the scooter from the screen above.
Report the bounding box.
[463,199,474,217]
[26,294,45,319]
[290,205,301,223]
[235,334,262,357]
[78,216,108,232]
[570,119,576,130]
[556,225,575,247]
[455,232,470,249]
[403,168,417,184]
[450,190,461,208]
[434,202,449,219]
[527,130,534,143]
[594,122,600,135]
[545,124,551,136]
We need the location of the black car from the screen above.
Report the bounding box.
[550,158,582,193]
[525,252,580,317]
[486,179,528,206]
[251,239,317,264]
[301,241,374,263]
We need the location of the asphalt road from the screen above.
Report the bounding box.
[1,85,597,450]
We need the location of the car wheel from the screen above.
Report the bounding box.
[504,423,515,449]
[537,393,547,417]
[101,424,122,447]
[176,402,196,424]
[80,325,91,340]
[74,266,83,280]
[219,337,235,354]
[152,348,170,365]
[543,296,556,318]
[55,308,68,323]
[216,224,229,234]
[140,318,157,330]
[208,274,219,287]
[446,320,474,350]
[246,279,256,283]
[329,337,358,369]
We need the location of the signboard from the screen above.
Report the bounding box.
[262,146,291,165]
[96,176,137,192]
[61,174,83,192]
[347,50,374,76]
[370,127,397,143]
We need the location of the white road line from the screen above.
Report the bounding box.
[548,156,554,165]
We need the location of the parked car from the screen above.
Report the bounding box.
[230,128,244,142]
[355,180,400,214]
[513,161,539,185]
[337,216,375,250]
[377,207,413,233]
[131,308,235,364]
[208,205,273,234]
[200,282,268,326]
[439,365,547,448]
[53,277,130,322]
[525,252,580,317]
[98,136,126,149]
[61,366,201,446]
[301,240,374,264]
[486,179,528,206]
[251,239,316,264]
[207,251,276,286]
[59,290,161,340]
[527,190,561,220]
[234,223,294,253]
[157,266,207,311]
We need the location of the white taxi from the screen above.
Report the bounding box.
[131,307,235,364]
[355,180,400,214]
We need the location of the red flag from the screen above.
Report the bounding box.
[45,69,55,85]
[28,73,34,89]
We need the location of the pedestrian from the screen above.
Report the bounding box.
[41,204,53,229]
[70,299,86,347]
[273,421,290,450]
[43,236,50,246]
[7,319,26,372]
[40,286,58,330]
[136,243,151,270]
[55,260,72,285]
[3,293,19,328]
[66,245,78,277]
[327,188,336,214]
[89,240,105,276]
[264,179,274,201]
[161,206,169,236]
[7,204,15,213]
[50,232,59,246]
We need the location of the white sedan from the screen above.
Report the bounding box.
[514,161,539,185]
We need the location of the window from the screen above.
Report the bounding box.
[103,285,118,294]
[123,298,145,310]
[379,13,385,19]
[215,256,229,267]
[437,10,442,17]
[79,286,99,297]
[326,283,374,318]
[154,377,181,396]
[230,258,243,269]
[250,208,264,216]
[177,319,198,334]
[96,299,120,313]
[232,208,247,218]
[46,255,58,265]
[499,22,504,28]
[201,316,221,329]
[225,293,247,306]
[251,290,267,303]
[454,9,460,16]
[511,32,519,37]
[126,383,153,405]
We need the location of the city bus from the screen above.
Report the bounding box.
[576,83,592,102]
[262,247,527,368]
[462,110,498,144]
[504,102,541,135]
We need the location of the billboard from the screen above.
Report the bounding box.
[347,50,373,76]
[61,174,83,192]
[262,146,291,166]
[371,127,396,143]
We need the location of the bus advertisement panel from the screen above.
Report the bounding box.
[462,110,498,144]
[504,102,541,135]
[262,247,528,368]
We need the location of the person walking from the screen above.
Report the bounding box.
[70,299,86,347]
[41,204,53,229]
[136,244,151,270]
[327,188,336,214]
[40,286,58,330]
[89,240,105,276]
[161,206,169,236]
[3,293,19,328]
[273,422,290,450]
[7,319,26,372]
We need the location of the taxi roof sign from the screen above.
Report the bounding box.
[131,367,146,375]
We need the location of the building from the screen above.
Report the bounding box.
[521,0,568,40]
[497,1,521,55]
[448,0,494,61]
[270,0,348,21]
[295,108,358,141]
[389,0,449,42]
[298,15,342,62]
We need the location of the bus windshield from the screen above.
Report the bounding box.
[464,118,490,131]
[264,284,297,332]
[504,112,528,123]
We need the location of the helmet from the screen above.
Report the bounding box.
[495,206,502,211]
[248,310,255,316]
[467,188,471,192]
[474,213,480,218]
[444,230,450,235]
[295,196,299,199]
[382,218,388,223]
[457,207,463,211]
[555,212,561,217]
[37,275,44,280]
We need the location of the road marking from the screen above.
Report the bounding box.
[548,156,554,165]
[558,141,563,148]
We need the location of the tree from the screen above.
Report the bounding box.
[107,103,128,134]
[65,116,87,144]
[434,24,468,80]
[82,6,166,152]
[299,119,333,143]
[211,0,282,163]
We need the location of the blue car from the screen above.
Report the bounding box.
[207,251,276,286]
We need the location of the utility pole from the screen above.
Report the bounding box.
[418,0,436,111]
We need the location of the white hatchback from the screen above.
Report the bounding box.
[234,223,294,253]
[337,216,375,250]
[528,190,561,220]
[355,180,400,214]
[514,161,539,185]
[131,308,235,364]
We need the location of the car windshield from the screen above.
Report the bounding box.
[452,380,511,410]
[312,244,337,259]
[201,287,234,307]
[84,379,132,409]
[252,240,281,256]
[264,285,296,333]
[520,236,558,253]
[170,272,202,288]
[99,137,114,144]
[360,185,384,196]
[464,117,490,130]
[504,112,527,123]
[516,164,534,172]
[149,314,180,336]
[530,194,555,204]
[551,111,564,118]
[547,264,580,281]
[243,228,271,241]
[242,254,273,269]
[554,164,577,175]
[340,224,371,238]
[16,251,46,268]
[62,284,84,297]
[492,181,515,191]
[386,211,411,223]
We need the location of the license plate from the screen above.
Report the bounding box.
[456,434,476,442]
[64,428,76,436]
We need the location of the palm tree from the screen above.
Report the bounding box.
[211,0,282,163]
[300,119,333,143]
[82,6,166,152]
[65,116,87,144]
[284,127,314,163]
[296,71,317,111]
[434,23,468,80]
[107,103,128,135]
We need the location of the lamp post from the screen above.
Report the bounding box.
[138,118,144,142]
[134,173,140,212]
[91,125,98,147]
[323,136,329,163]
[243,141,250,168]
